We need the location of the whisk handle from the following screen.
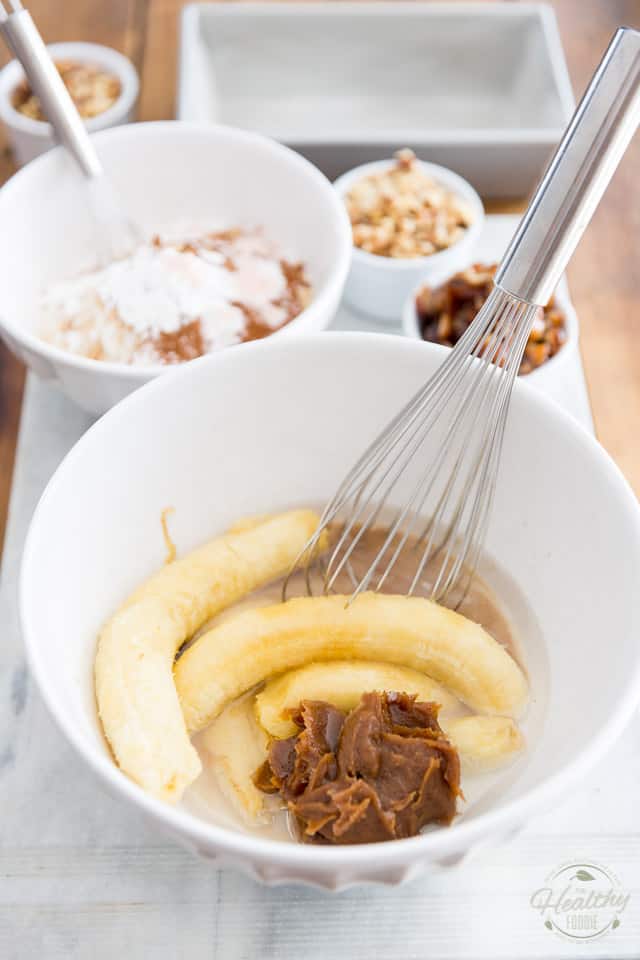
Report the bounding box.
[495,26,640,306]
[0,10,102,178]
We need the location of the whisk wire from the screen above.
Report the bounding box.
[284,285,541,608]
[404,298,530,599]
[348,291,525,602]
[324,289,511,594]
[429,304,535,602]
[316,290,502,534]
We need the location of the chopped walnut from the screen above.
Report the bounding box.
[12,60,121,121]
[345,149,475,259]
[415,263,567,375]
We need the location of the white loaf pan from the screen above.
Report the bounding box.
[177,2,575,196]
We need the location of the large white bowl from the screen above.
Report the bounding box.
[334,158,484,321]
[20,333,640,888]
[0,122,351,414]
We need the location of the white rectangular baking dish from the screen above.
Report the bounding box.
[177,2,575,196]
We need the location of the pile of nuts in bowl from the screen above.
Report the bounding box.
[12,59,122,121]
[344,148,476,259]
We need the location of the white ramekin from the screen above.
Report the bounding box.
[401,267,580,391]
[334,158,485,322]
[0,42,139,166]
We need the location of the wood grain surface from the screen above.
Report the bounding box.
[0,0,146,554]
[0,0,639,558]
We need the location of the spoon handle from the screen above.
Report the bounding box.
[0,8,103,178]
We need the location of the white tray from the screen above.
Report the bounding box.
[6,241,639,957]
[3,375,640,958]
[177,2,575,194]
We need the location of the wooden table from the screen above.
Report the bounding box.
[1,6,640,957]
[1,0,639,558]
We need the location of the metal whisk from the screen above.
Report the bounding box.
[287,26,640,608]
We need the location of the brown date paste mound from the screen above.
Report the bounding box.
[254,691,461,844]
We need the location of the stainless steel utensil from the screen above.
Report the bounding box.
[0,0,140,255]
[288,26,640,608]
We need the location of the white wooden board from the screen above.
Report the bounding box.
[2,218,638,959]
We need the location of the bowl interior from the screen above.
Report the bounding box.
[194,5,570,136]
[0,122,347,340]
[21,334,640,860]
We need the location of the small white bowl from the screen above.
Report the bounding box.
[20,333,640,888]
[334,158,484,322]
[0,121,351,414]
[401,266,580,389]
[0,42,139,167]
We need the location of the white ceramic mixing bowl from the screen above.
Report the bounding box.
[20,333,640,888]
[0,122,351,414]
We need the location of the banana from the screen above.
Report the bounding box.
[95,509,324,803]
[208,703,523,822]
[207,656,524,822]
[255,660,462,738]
[175,593,528,733]
[446,715,524,771]
[211,702,523,822]
[255,660,523,773]
[200,696,270,822]
[213,658,523,820]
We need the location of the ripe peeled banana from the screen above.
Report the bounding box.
[200,696,270,822]
[446,715,525,771]
[255,660,462,738]
[95,509,324,803]
[255,660,524,773]
[210,658,524,821]
[212,705,523,822]
[175,593,529,734]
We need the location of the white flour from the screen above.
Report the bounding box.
[40,229,310,365]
